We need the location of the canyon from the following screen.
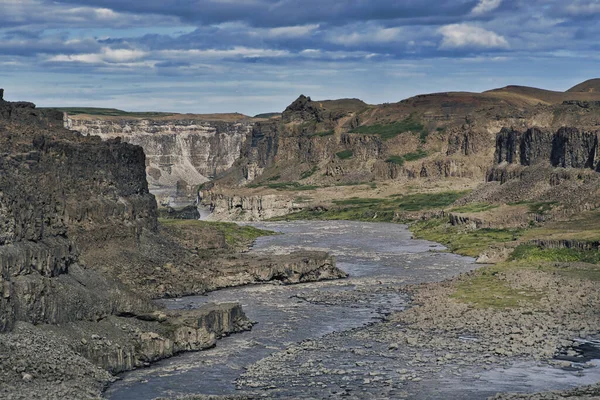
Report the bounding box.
[0,91,343,400]
[5,78,600,399]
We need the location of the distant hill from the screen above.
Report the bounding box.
[40,107,176,118]
[567,79,600,93]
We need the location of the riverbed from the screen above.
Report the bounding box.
[106,221,600,399]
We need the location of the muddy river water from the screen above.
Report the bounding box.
[106,221,600,399]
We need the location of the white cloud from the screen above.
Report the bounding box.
[438,24,509,49]
[157,47,290,59]
[471,0,502,15]
[564,1,600,15]
[329,27,403,46]
[266,24,319,38]
[48,47,147,64]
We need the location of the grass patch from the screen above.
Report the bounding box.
[450,203,499,213]
[336,150,354,160]
[159,219,275,250]
[332,197,387,206]
[411,218,521,257]
[273,191,468,223]
[312,130,334,137]
[451,265,545,308]
[511,244,600,264]
[403,149,428,162]
[386,156,405,166]
[349,114,426,141]
[386,150,428,166]
[300,166,318,180]
[395,191,467,211]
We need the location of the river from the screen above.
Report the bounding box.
[106,221,600,399]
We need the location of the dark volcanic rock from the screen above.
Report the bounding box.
[495,126,600,169]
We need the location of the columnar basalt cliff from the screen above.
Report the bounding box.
[66,114,254,202]
[495,127,599,170]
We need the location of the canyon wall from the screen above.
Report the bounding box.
[495,127,599,170]
[66,115,253,202]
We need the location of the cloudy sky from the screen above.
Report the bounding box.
[2,0,600,115]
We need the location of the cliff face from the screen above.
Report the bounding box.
[0,94,256,399]
[495,127,599,170]
[0,95,157,333]
[66,116,253,201]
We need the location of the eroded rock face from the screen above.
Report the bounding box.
[495,127,600,169]
[66,116,253,198]
[203,192,306,221]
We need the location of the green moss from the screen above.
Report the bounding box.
[312,130,334,137]
[451,265,545,308]
[159,218,275,248]
[273,191,469,223]
[300,166,318,180]
[332,197,387,206]
[386,156,405,166]
[510,244,600,264]
[394,191,468,211]
[411,218,521,257]
[336,150,354,160]
[403,149,428,162]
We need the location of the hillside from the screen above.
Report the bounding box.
[567,78,600,93]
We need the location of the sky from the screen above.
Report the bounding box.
[1,0,600,115]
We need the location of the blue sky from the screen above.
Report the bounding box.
[2,0,600,115]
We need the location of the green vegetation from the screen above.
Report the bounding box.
[273,191,468,223]
[386,150,429,166]
[386,156,405,166]
[312,130,334,137]
[394,191,467,211]
[450,203,499,213]
[266,174,281,181]
[336,150,354,160]
[159,219,275,249]
[403,149,428,162]
[300,166,318,180]
[43,107,174,117]
[411,218,521,257]
[451,264,545,308]
[451,257,600,309]
[349,114,426,141]
[511,244,600,264]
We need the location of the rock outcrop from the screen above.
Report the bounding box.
[203,192,307,221]
[495,127,599,170]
